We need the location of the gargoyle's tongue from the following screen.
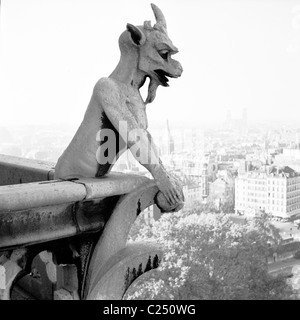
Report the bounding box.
[145,78,159,104]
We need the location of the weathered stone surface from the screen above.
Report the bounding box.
[0,173,151,212]
[75,173,150,199]
[54,288,74,300]
[56,264,78,293]
[0,203,77,249]
[39,251,57,283]
[0,154,55,186]
[0,260,22,300]
[0,249,27,300]
[0,180,86,211]
[0,175,154,249]
[0,265,5,290]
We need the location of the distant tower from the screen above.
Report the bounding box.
[201,163,209,202]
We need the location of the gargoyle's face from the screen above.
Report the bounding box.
[122,4,183,104]
[138,29,183,88]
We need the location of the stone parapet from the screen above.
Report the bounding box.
[0,154,162,300]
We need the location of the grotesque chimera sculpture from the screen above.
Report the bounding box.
[55,3,184,212]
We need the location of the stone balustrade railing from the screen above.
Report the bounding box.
[0,154,162,300]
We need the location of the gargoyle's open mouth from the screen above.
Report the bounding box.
[153,69,178,87]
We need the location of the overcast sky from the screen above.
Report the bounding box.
[1,0,300,128]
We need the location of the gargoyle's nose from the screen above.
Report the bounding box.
[176,61,183,77]
[178,62,183,76]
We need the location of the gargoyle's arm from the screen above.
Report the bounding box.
[94,79,180,205]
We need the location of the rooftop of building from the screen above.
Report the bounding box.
[239,165,300,179]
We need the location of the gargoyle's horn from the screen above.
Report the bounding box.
[151,3,167,30]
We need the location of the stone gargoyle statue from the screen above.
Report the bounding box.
[55,3,184,212]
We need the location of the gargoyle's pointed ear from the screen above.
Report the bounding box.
[126,23,146,46]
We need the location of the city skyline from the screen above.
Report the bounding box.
[1,0,300,127]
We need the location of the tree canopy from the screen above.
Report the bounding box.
[125,210,294,300]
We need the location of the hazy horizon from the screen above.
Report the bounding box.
[1,0,300,128]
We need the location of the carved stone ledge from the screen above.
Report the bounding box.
[0,171,163,300]
[0,154,55,186]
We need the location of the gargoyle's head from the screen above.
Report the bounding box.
[118,3,183,104]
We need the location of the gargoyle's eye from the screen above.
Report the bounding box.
[158,50,169,60]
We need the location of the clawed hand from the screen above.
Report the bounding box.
[156,174,184,208]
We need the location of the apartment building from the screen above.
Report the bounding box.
[235,166,300,218]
